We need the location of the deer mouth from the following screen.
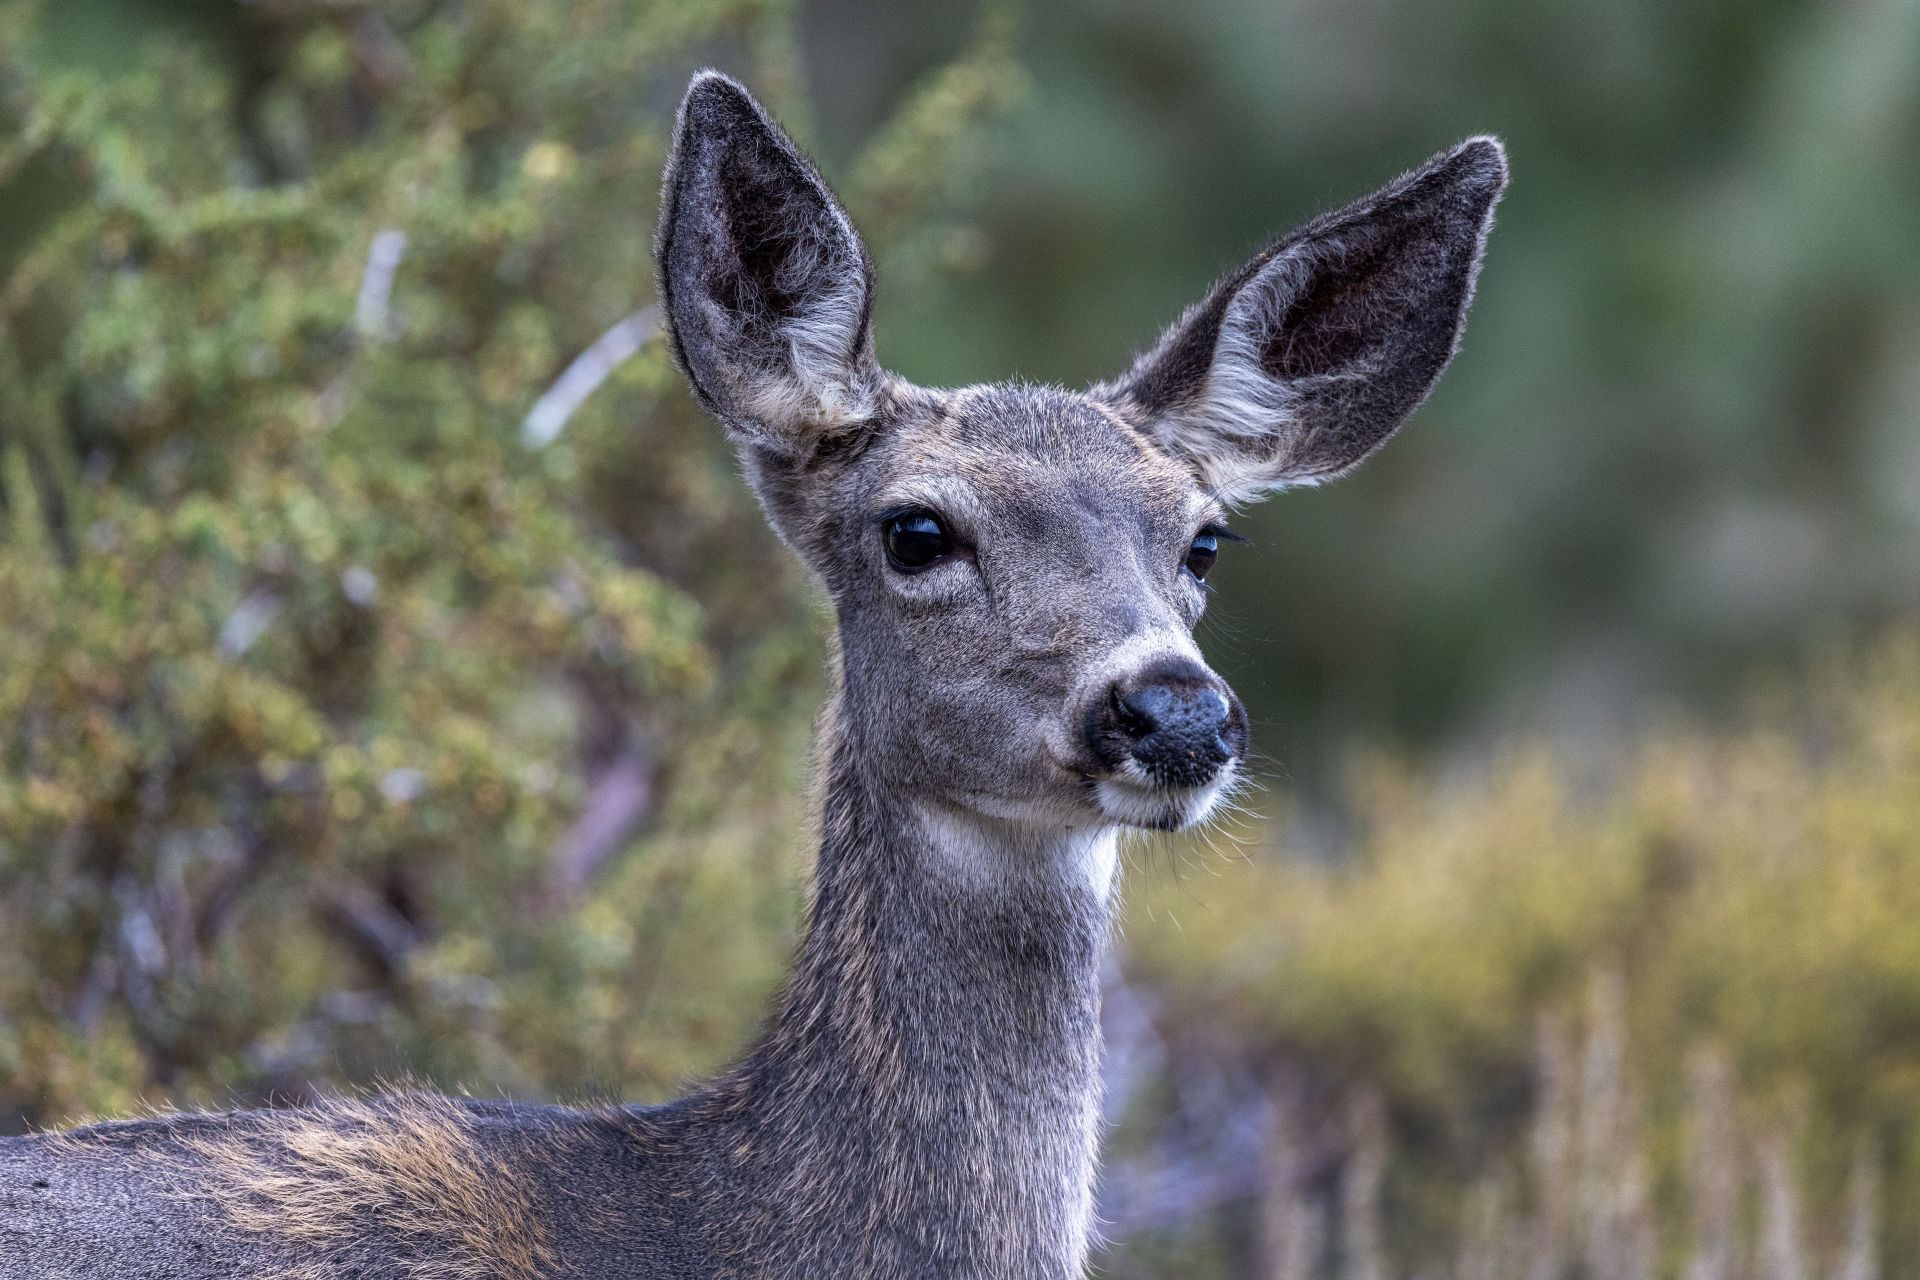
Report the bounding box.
[1090,758,1239,832]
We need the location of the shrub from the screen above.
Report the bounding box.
[0,0,1021,1125]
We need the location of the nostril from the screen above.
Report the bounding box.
[1115,684,1171,741]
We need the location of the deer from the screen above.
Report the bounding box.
[0,72,1505,1280]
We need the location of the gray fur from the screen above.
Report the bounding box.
[1,72,1505,1279]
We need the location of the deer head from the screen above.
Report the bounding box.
[657,72,1505,842]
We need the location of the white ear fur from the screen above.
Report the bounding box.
[744,246,876,431]
[1170,251,1322,504]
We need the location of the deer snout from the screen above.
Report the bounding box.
[1090,658,1246,787]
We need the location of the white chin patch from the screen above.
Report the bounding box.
[1094,764,1233,832]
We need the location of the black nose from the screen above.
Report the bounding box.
[1094,660,1243,786]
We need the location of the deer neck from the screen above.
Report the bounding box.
[710,691,1117,1277]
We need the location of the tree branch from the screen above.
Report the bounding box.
[521,306,659,447]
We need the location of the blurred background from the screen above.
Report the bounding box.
[2,0,1917,1275]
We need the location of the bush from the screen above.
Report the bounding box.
[0,0,1021,1126]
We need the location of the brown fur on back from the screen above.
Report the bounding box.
[171,1093,557,1280]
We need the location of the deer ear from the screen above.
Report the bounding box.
[656,72,881,455]
[1098,138,1507,504]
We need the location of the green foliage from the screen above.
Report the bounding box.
[0,0,1021,1124]
[1118,633,1920,1275]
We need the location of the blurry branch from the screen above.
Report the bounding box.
[353,228,407,340]
[1339,1094,1390,1280]
[0,106,51,191]
[1684,1048,1739,1280]
[0,205,106,330]
[191,820,275,950]
[544,740,654,906]
[348,12,411,97]
[1,442,51,559]
[1835,1142,1881,1280]
[321,880,421,983]
[543,693,657,908]
[1756,1113,1812,1280]
[109,873,178,1073]
[0,0,42,138]
[218,588,281,660]
[521,306,659,448]
[1572,973,1656,1280]
[1259,1091,1330,1280]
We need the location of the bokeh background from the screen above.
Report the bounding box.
[3,0,1918,1275]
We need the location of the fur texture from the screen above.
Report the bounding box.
[0,72,1505,1279]
[12,1097,600,1279]
[164,1094,560,1280]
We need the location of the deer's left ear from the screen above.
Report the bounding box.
[1096,138,1507,504]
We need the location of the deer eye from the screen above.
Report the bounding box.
[1184,531,1219,581]
[883,508,953,572]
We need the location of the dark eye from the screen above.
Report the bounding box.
[883,509,953,572]
[1185,531,1219,581]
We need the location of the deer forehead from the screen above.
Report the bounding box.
[859,385,1211,541]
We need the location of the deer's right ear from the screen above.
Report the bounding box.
[656,72,881,456]
[1096,138,1507,505]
